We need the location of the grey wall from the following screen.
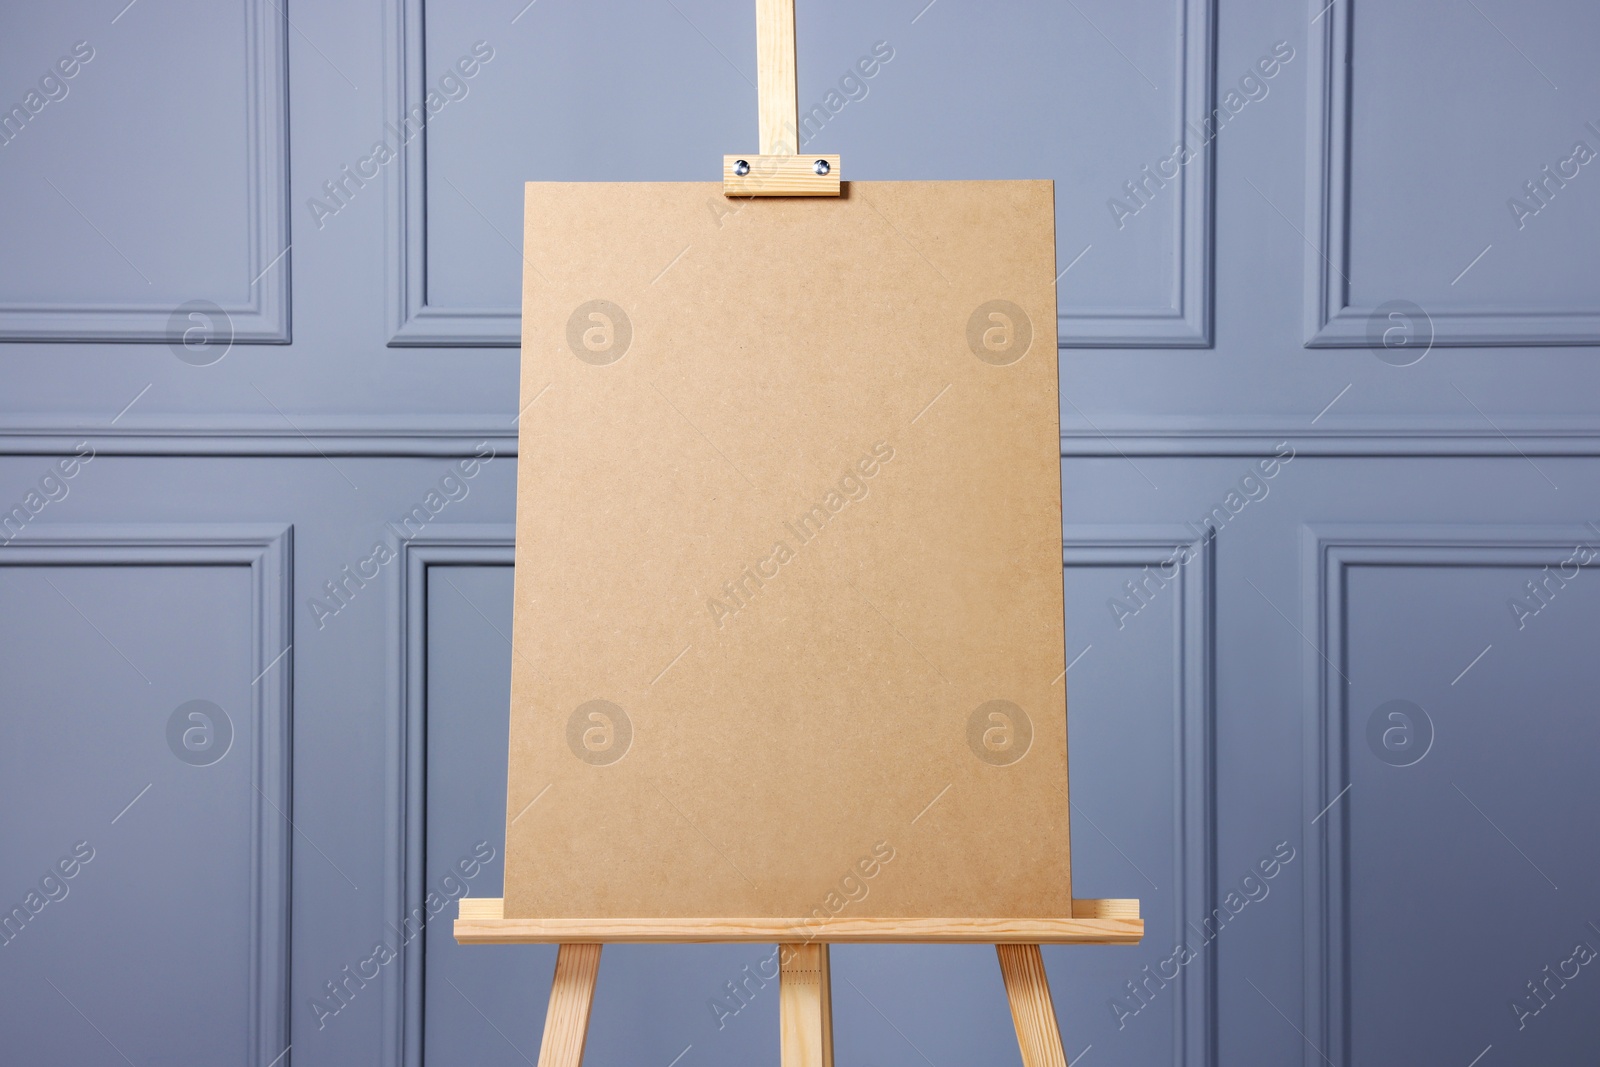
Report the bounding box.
[2,1,1598,1065]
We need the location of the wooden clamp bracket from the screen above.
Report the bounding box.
[724,0,841,196]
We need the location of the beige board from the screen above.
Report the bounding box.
[505,180,1069,920]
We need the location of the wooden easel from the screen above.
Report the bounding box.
[456,3,1142,1063]
[455,901,1142,1066]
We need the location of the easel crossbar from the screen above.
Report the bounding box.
[454,899,1142,944]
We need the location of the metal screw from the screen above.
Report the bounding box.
[813,159,831,175]
[734,159,751,176]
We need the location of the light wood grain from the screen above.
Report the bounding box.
[1071,898,1140,919]
[458,896,504,920]
[779,943,834,1067]
[454,901,1142,944]
[996,944,1068,1067]
[756,0,798,155]
[537,943,602,1067]
[722,154,841,196]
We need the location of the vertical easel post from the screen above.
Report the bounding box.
[756,0,798,155]
[778,942,834,1067]
[538,943,602,1067]
[996,944,1068,1067]
[725,0,838,194]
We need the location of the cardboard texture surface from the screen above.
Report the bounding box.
[505,180,1069,919]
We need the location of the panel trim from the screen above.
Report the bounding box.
[1063,526,1216,1067]
[0,1,291,343]
[0,523,293,1067]
[387,0,1214,348]
[1059,422,1600,457]
[10,421,1600,457]
[1302,0,1600,347]
[384,525,1213,1064]
[0,418,514,457]
[1300,523,1600,1067]
[388,523,516,1067]
[1060,0,1215,347]
[385,0,505,347]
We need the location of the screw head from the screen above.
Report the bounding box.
[813,159,831,175]
[734,159,751,176]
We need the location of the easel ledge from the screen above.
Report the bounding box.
[453,897,1141,944]
[456,898,1140,1067]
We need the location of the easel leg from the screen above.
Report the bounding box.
[537,943,602,1067]
[778,942,834,1067]
[996,944,1068,1067]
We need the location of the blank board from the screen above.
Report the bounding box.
[505,180,1069,919]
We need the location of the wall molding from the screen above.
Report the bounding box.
[0,0,290,343]
[1060,420,1600,457]
[1063,525,1215,1067]
[388,523,515,1067]
[1302,0,1600,347]
[0,522,293,1067]
[385,0,513,347]
[12,418,1600,457]
[387,0,1214,348]
[380,524,1214,1065]
[0,416,514,457]
[1060,0,1214,348]
[1299,523,1599,1067]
